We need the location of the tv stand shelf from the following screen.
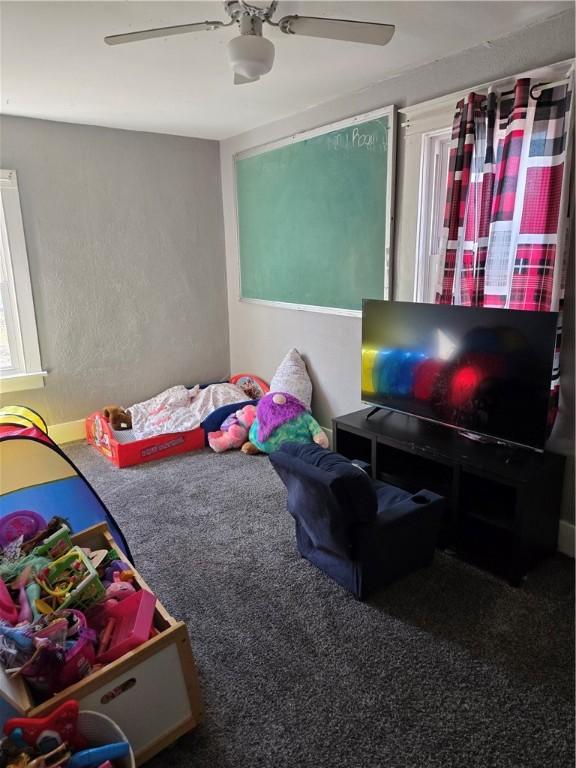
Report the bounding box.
[333,409,565,585]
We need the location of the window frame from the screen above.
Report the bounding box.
[0,169,45,393]
[413,127,452,304]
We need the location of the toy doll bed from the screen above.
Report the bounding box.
[86,374,269,468]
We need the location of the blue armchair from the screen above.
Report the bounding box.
[269,443,445,599]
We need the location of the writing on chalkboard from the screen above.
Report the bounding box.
[326,123,388,153]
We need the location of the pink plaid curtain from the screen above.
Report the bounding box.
[435,75,573,424]
[436,77,573,309]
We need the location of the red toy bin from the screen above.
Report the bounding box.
[85,411,204,468]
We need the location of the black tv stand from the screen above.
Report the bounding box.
[333,408,565,585]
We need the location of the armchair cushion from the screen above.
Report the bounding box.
[373,479,412,510]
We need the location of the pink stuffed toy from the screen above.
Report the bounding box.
[208,404,257,453]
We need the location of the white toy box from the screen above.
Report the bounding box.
[0,523,203,766]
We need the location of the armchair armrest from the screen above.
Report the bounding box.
[351,459,372,476]
[355,488,445,593]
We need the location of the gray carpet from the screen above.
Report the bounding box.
[66,442,575,768]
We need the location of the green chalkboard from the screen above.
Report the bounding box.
[235,108,395,312]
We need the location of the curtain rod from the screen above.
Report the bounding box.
[531,62,574,97]
[487,61,574,97]
[402,58,574,123]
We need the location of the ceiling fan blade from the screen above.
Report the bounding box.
[234,72,260,85]
[104,20,226,46]
[278,16,395,46]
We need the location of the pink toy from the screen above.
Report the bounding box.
[16,567,33,624]
[0,510,46,548]
[93,589,156,664]
[55,610,96,691]
[0,578,18,625]
[20,610,96,693]
[105,571,135,602]
[208,404,257,453]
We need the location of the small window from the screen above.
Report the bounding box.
[414,129,451,303]
[0,170,44,391]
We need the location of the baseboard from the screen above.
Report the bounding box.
[557,520,575,558]
[48,419,86,445]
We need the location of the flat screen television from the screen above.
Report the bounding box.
[361,300,558,450]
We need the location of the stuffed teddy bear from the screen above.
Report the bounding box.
[208,404,257,453]
[102,405,132,431]
[241,392,329,455]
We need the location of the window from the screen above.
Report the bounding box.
[414,128,451,303]
[0,170,44,392]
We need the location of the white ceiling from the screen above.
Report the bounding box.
[1,1,571,140]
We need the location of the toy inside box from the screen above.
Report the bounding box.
[0,523,202,766]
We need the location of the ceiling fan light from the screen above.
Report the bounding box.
[227,34,275,79]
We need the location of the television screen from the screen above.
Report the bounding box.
[361,300,558,450]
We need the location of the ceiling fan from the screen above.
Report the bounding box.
[104,1,395,85]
